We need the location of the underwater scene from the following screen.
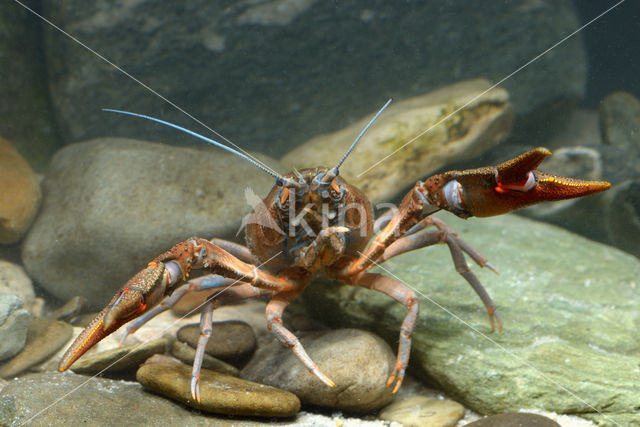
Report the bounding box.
[1,1,639,426]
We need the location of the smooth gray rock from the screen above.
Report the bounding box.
[41,1,584,156]
[0,295,30,362]
[0,261,36,314]
[0,318,72,378]
[22,138,278,308]
[299,213,640,425]
[241,328,395,412]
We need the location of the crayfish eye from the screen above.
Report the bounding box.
[278,187,290,207]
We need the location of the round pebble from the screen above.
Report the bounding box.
[379,396,465,427]
[241,328,395,412]
[177,320,256,366]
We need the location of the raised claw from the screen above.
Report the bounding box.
[422,147,611,218]
[58,263,168,372]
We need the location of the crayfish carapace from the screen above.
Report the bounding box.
[59,100,610,402]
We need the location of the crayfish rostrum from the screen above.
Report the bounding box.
[59,100,610,402]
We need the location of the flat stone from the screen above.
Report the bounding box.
[0,136,41,243]
[0,371,254,425]
[466,412,560,427]
[171,341,239,377]
[299,213,640,423]
[68,336,172,374]
[21,138,279,308]
[281,79,512,203]
[241,328,395,412]
[379,396,465,427]
[136,362,300,417]
[0,318,72,378]
[0,294,30,362]
[177,320,256,366]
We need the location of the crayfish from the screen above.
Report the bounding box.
[59,100,610,402]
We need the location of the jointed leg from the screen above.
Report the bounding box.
[352,272,418,393]
[265,290,336,388]
[380,217,502,332]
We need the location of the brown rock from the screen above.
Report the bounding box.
[0,136,41,243]
[177,320,256,366]
[170,341,239,377]
[136,362,300,417]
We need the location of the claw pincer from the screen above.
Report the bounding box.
[420,147,611,218]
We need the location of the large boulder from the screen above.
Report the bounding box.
[41,1,585,156]
[300,213,640,426]
[22,138,279,308]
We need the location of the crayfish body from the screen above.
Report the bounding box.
[59,102,610,402]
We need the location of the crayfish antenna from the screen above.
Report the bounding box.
[102,109,289,185]
[325,98,392,181]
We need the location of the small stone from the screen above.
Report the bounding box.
[0,318,72,378]
[0,260,36,313]
[170,341,238,377]
[0,294,30,362]
[0,136,41,244]
[177,320,256,366]
[379,396,464,427]
[49,296,89,322]
[68,336,172,374]
[466,412,560,426]
[241,328,395,412]
[136,362,300,417]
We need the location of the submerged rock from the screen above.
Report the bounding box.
[599,91,640,153]
[0,137,41,243]
[0,260,35,314]
[300,213,640,424]
[466,412,560,427]
[0,371,249,425]
[281,79,512,204]
[136,362,300,417]
[0,318,72,378]
[241,328,395,412]
[177,321,257,367]
[42,1,584,156]
[68,336,172,375]
[378,396,465,427]
[21,138,279,308]
[0,294,30,362]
